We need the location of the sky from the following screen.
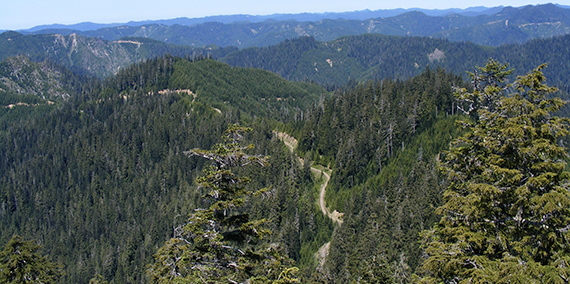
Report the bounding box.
[1,0,569,31]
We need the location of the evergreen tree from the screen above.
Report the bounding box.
[148,124,298,283]
[419,61,570,283]
[0,235,63,284]
[355,255,394,284]
[454,58,513,121]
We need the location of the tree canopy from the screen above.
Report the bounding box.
[148,124,298,283]
[419,60,570,283]
[0,235,63,284]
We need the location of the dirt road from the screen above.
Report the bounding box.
[275,131,342,224]
[275,131,343,267]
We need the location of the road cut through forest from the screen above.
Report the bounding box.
[274,131,342,224]
[275,131,344,268]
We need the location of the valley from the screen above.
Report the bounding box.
[1,3,570,283]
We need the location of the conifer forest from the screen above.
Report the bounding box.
[2,4,570,283]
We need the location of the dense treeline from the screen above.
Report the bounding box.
[0,56,330,283]
[3,51,568,283]
[292,67,468,282]
[222,33,570,88]
[100,56,323,119]
[0,31,238,78]
[1,89,219,282]
[297,67,464,188]
[220,36,320,81]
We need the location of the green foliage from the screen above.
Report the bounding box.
[0,54,322,283]
[167,59,323,119]
[98,56,324,120]
[4,30,570,283]
[291,67,465,281]
[454,58,514,120]
[148,125,298,283]
[419,61,570,283]
[223,33,570,89]
[298,67,464,199]
[354,255,394,284]
[0,32,236,78]
[0,235,63,283]
[0,56,91,127]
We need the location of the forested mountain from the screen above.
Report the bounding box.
[2,48,570,283]
[0,31,237,77]
[435,4,570,45]
[18,5,502,33]
[290,68,467,282]
[5,28,570,90]
[222,33,570,87]
[0,56,330,283]
[0,56,82,100]
[22,4,570,48]
[0,55,96,127]
[2,5,570,282]
[0,53,472,283]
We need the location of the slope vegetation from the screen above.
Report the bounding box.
[276,131,342,224]
[222,33,570,87]
[5,26,570,88]
[0,31,237,77]
[0,56,328,283]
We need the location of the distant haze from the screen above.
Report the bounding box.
[1,0,566,30]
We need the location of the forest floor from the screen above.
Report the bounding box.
[275,131,343,267]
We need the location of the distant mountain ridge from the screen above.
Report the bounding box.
[15,4,570,48]
[17,6,504,33]
[0,56,72,100]
[219,33,570,87]
[3,30,570,88]
[0,31,236,77]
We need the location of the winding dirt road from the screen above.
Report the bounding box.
[275,131,343,268]
[275,131,342,224]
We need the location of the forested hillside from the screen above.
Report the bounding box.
[0,31,237,77]
[0,56,332,283]
[2,10,570,282]
[291,68,467,283]
[4,28,570,89]
[5,49,535,283]
[0,55,96,127]
[222,33,570,87]
[0,50,480,282]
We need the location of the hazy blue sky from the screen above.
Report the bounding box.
[1,0,568,30]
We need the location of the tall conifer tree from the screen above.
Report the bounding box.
[419,60,570,283]
[148,124,298,283]
[0,235,63,284]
